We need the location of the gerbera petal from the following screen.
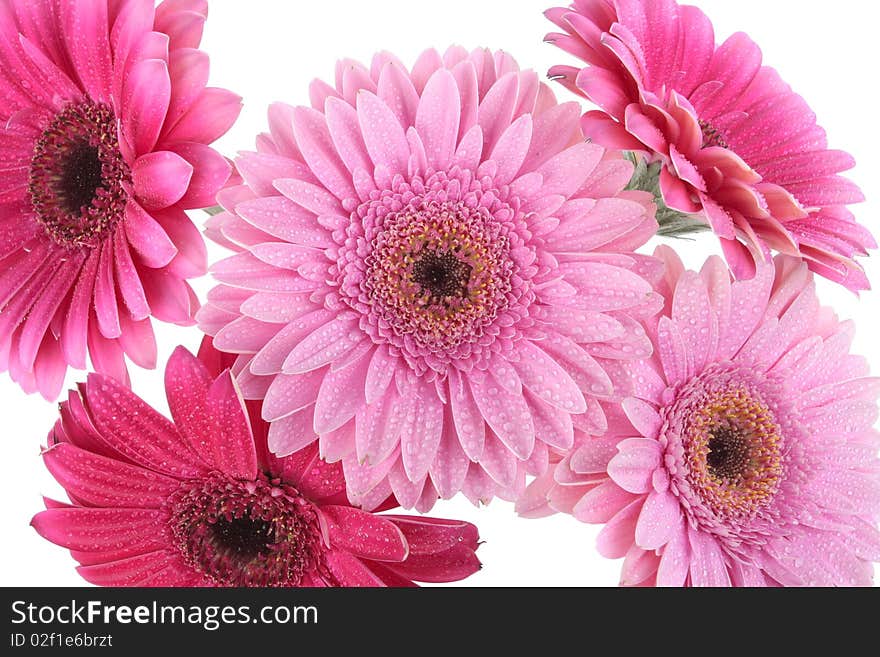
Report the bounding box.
[60,0,112,101]
[323,505,408,562]
[83,373,205,478]
[124,201,178,268]
[122,58,171,156]
[635,489,680,550]
[132,150,193,209]
[42,443,180,508]
[356,91,409,174]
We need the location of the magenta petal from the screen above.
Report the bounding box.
[60,0,112,101]
[169,141,231,209]
[381,542,481,584]
[124,202,178,268]
[83,372,206,478]
[42,443,180,508]
[32,507,166,554]
[75,550,181,587]
[122,58,171,157]
[323,505,408,562]
[385,515,479,555]
[323,550,386,587]
[163,87,242,145]
[132,151,194,209]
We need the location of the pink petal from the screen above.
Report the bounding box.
[635,489,680,550]
[283,315,365,374]
[94,241,121,339]
[292,106,357,201]
[262,370,324,422]
[356,91,409,174]
[267,408,318,458]
[512,341,587,414]
[608,438,662,495]
[656,518,690,587]
[313,357,369,434]
[325,96,373,175]
[573,480,635,524]
[400,386,444,483]
[477,71,519,153]
[323,550,388,587]
[429,410,471,499]
[381,542,480,584]
[448,371,486,461]
[468,370,535,460]
[621,397,662,438]
[688,526,732,587]
[113,229,151,320]
[415,69,460,170]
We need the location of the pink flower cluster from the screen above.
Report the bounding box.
[2,0,877,587]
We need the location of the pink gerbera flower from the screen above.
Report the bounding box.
[198,47,662,510]
[546,0,873,290]
[0,0,241,399]
[32,339,481,587]
[518,248,880,586]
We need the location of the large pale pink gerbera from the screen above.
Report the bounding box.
[0,0,241,399]
[546,0,872,290]
[198,47,662,511]
[32,339,481,587]
[518,248,880,586]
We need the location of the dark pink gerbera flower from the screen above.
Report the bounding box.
[32,339,481,587]
[546,0,873,290]
[0,0,241,399]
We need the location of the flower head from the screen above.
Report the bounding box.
[32,339,481,587]
[0,0,242,399]
[546,0,873,290]
[199,47,662,510]
[519,248,880,586]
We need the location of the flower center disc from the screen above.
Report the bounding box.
[665,367,786,523]
[362,200,515,358]
[29,101,130,248]
[168,474,325,587]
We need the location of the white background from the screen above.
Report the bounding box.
[1,0,877,587]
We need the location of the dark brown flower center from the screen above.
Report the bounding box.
[412,250,472,301]
[168,474,326,587]
[707,427,751,480]
[209,516,275,561]
[29,101,130,248]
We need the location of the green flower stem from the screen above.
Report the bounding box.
[624,152,711,239]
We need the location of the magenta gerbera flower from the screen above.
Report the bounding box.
[518,248,880,586]
[546,0,873,290]
[0,0,242,399]
[32,339,481,587]
[198,47,662,510]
